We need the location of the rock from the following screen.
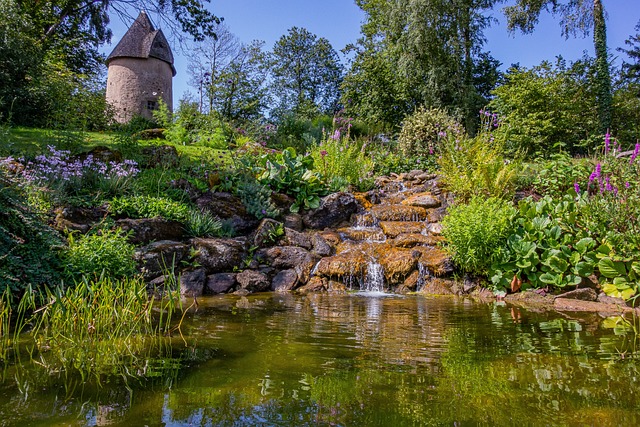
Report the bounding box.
[375,246,419,283]
[554,298,632,314]
[257,246,319,283]
[353,192,373,210]
[141,144,179,168]
[403,270,421,291]
[469,287,496,301]
[412,246,453,276]
[271,269,299,292]
[311,233,333,257]
[53,206,107,233]
[427,207,447,223]
[379,221,426,238]
[415,172,436,183]
[314,250,366,278]
[371,205,427,221]
[284,213,303,231]
[191,237,247,273]
[77,146,122,163]
[180,268,206,298]
[419,278,457,295]
[555,288,597,302]
[196,192,258,234]
[597,293,628,306]
[297,277,327,294]
[391,233,444,248]
[283,228,313,249]
[303,192,358,229]
[337,227,386,242]
[504,291,554,310]
[318,230,342,248]
[251,219,284,248]
[406,169,425,180]
[401,192,441,209]
[236,269,270,292]
[135,128,165,140]
[169,178,201,201]
[116,217,185,244]
[206,273,237,294]
[234,289,250,297]
[426,223,443,236]
[327,280,347,294]
[271,192,295,212]
[134,240,189,280]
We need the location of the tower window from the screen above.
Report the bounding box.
[146,100,158,111]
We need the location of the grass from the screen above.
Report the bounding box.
[0,126,233,164]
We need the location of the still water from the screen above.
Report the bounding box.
[1,293,639,426]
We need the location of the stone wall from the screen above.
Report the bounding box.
[106,57,173,123]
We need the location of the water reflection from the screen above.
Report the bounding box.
[1,294,639,426]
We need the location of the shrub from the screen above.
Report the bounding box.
[63,228,136,279]
[442,197,517,276]
[437,112,520,200]
[109,195,192,222]
[236,179,281,219]
[184,210,223,238]
[398,107,465,157]
[311,132,374,191]
[0,169,62,295]
[531,153,593,197]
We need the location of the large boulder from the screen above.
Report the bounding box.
[282,228,313,250]
[375,246,419,284]
[303,192,358,230]
[412,246,454,276]
[236,269,271,292]
[401,192,441,209]
[257,246,319,283]
[191,237,247,273]
[271,269,299,292]
[180,268,206,298]
[250,219,284,248]
[196,192,258,234]
[116,217,185,244]
[206,273,237,294]
[134,240,190,280]
[53,206,107,234]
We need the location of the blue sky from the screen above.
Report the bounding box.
[103,0,640,105]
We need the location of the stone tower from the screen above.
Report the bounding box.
[105,12,176,123]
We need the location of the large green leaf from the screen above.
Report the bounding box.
[546,256,569,274]
[575,237,595,254]
[598,258,627,279]
[573,262,594,277]
[539,272,559,285]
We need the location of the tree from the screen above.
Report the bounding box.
[342,0,502,132]
[270,27,342,118]
[619,20,640,84]
[503,0,613,133]
[188,24,240,113]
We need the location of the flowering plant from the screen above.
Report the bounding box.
[19,146,139,203]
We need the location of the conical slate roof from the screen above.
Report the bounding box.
[106,12,176,76]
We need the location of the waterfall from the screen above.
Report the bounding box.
[416,262,430,291]
[362,260,385,293]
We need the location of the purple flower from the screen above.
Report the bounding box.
[605,176,613,192]
[574,183,580,194]
[320,150,328,158]
[630,143,639,165]
[605,133,611,153]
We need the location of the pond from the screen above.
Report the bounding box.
[1,293,639,426]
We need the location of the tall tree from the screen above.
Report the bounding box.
[270,27,342,118]
[187,24,240,113]
[342,0,501,132]
[619,20,640,84]
[504,0,613,133]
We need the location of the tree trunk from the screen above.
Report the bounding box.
[593,0,612,134]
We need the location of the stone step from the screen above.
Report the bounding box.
[379,221,427,238]
[337,227,386,243]
[371,204,427,222]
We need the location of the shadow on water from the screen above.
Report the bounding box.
[2,293,640,426]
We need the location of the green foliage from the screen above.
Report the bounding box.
[270,27,342,116]
[596,244,640,301]
[531,153,593,197]
[154,99,231,148]
[109,195,192,222]
[184,210,223,238]
[490,195,598,293]
[311,133,374,192]
[437,114,520,200]
[489,59,599,156]
[398,107,465,157]
[0,170,62,294]
[342,0,502,131]
[236,179,281,219]
[257,148,327,213]
[441,197,517,276]
[63,228,136,279]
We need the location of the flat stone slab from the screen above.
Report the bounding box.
[379,221,426,238]
[401,192,441,209]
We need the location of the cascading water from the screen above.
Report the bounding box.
[362,260,385,293]
[416,262,430,291]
